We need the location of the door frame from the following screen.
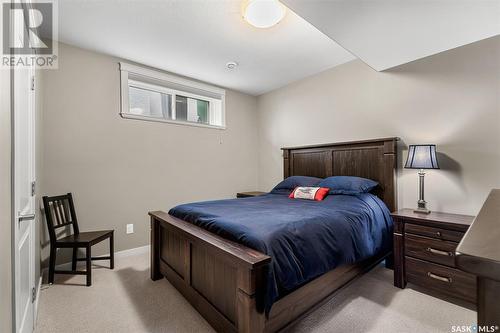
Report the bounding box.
[10,59,16,333]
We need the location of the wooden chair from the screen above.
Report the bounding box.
[42,193,114,286]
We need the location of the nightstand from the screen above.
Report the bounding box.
[236,191,266,198]
[392,209,476,304]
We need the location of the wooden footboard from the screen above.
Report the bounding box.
[150,211,389,333]
[150,211,271,332]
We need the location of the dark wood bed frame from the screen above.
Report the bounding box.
[149,137,398,332]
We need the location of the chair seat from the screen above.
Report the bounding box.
[56,230,113,247]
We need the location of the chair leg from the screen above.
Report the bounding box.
[72,247,77,271]
[86,246,92,287]
[48,246,56,284]
[110,233,114,270]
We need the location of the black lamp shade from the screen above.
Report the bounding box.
[405,144,440,169]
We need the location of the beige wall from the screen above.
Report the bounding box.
[0,68,13,333]
[41,43,259,263]
[257,36,500,216]
[41,35,500,265]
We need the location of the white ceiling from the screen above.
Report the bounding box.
[282,0,500,71]
[56,0,355,96]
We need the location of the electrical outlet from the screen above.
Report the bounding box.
[126,224,134,234]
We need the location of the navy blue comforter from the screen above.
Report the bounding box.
[169,193,393,313]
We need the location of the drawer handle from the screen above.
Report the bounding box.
[427,272,452,283]
[427,247,453,257]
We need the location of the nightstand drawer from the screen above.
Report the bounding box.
[405,257,476,303]
[405,223,464,242]
[405,234,457,267]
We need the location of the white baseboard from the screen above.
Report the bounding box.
[34,275,42,323]
[42,244,150,276]
[115,245,149,258]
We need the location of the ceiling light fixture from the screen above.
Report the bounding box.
[243,0,286,29]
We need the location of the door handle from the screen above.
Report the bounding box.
[18,213,35,222]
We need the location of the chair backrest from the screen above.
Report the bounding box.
[42,193,80,243]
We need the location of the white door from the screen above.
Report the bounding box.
[12,3,37,333]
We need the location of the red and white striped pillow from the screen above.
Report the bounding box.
[289,187,330,201]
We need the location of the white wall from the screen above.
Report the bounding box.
[257,36,500,216]
[41,43,259,263]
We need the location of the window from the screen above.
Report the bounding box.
[120,63,225,129]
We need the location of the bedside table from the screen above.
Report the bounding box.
[236,191,267,198]
[392,209,476,303]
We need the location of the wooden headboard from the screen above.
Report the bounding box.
[282,137,398,212]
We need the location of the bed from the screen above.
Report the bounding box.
[149,137,398,332]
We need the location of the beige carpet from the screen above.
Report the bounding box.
[35,252,475,333]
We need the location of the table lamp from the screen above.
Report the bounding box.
[404,144,440,214]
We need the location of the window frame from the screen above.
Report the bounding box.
[127,80,174,120]
[119,62,226,129]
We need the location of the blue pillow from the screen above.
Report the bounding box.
[318,176,378,195]
[271,176,322,194]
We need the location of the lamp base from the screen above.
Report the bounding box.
[414,207,431,214]
[415,192,430,214]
